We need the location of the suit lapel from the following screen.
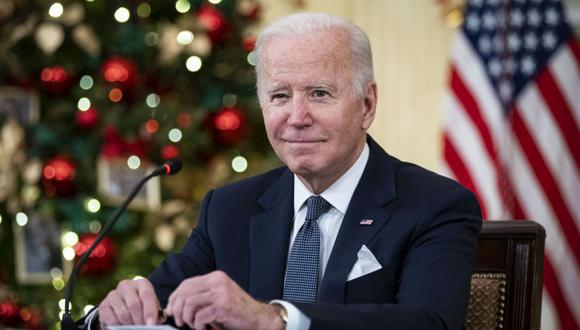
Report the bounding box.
[248,170,294,301]
[319,137,398,304]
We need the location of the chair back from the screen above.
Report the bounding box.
[464,220,545,330]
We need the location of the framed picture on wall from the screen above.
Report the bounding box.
[13,213,67,284]
[97,157,161,211]
[0,87,40,125]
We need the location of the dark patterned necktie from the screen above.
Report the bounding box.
[283,195,331,303]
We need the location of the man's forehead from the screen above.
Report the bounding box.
[261,28,349,59]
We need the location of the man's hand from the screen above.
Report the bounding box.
[166,270,285,330]
[98,278,162,327]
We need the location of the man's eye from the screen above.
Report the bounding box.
[312,90,329,98]
[271,93,287,101]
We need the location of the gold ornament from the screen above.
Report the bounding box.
[34,22,65,55]
[72,24,101,56]
[154,224,176,252]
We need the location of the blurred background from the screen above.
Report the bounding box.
[0,0,578,329]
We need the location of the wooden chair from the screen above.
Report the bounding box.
[464,220,545,330]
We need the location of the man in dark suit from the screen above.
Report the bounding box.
[95,13,481,330]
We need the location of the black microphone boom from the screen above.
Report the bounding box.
[61,160,182,330]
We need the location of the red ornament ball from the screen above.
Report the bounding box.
[161,145,180,160]
[42,155,77,197]
[102,57,137,89]
[40,65,73,94]
[74,234,117,276]
[242,35,256,52]
[22,307,43,329]
[76,108,100,129]
[177,112,192,128]
[101,127,127,158]
[197,5,230,43]
[0,301,22,327]
[211,107,248,145]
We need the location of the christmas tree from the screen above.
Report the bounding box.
[0,0,277,328]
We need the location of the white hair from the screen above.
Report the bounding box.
[254,12,374,99]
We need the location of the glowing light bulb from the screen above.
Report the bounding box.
[232,156,248,173]
[186,56,202,72]
[86,198,101,213]
[168,128,183,142]
[177,31,194,45]
[63,247,76,261]
[59,299,67,310]
[53,278,65,291]
[175,0,191,13]
[247,51,256,66]
[78,97,91,111]
[49,3,64,17]
[62,231,79,246]
[84,305,95,315]
[16,212,28,226]
[127,155,141,169]
[137,3,151,17]
[146,93,160,108]
[114,7,130,23]
[79,75,94,90]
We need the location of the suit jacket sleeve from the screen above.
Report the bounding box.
[295,186,482,330]
[148,190,217,307]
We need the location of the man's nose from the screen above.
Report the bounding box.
[287,96,312,127]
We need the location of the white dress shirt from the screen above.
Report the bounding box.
[272,142,369,330]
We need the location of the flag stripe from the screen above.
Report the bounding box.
[544,256,580,330]
[511,109,580,263]
[444,91,503,218]
[517,84,580,226]
[451,34,506,149]
[550,43,580,127]
[443,135,487,218]
[535,69,580,169]
[508,131,580,324]
[451,66,524,219]
[451,66,499,162]
[570,39,580,66]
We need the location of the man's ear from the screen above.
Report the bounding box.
[361,81,377,130]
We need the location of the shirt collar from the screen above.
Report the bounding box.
[294,142,370,215]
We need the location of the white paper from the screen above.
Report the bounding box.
[106,326,177,330]
[347,244,383,281]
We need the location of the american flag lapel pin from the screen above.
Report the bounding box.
[360,219,374,226]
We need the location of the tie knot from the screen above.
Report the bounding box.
[306,195,331,221]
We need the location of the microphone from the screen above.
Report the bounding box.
[152,159,182,176]
[61,160,182,330]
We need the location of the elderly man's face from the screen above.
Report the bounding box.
[259,28,376,190]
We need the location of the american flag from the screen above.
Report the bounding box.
[441,0,579,328]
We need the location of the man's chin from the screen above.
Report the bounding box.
[286,161,317,177]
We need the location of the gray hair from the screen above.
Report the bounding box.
[254,12,374,99]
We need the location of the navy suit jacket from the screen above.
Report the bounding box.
[148,137,482,329]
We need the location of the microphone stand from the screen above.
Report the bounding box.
[61,164,175,330]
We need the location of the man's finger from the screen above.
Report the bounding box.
[104,292,134,325]
[137,280,160,325]
[192,304,225,330]
[168,292,185,327]
[98,305,120,326]
[120,285,144,324]
[180,291,215,329]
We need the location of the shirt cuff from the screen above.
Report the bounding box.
[270,300,311,330]
[85,307,99,330]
